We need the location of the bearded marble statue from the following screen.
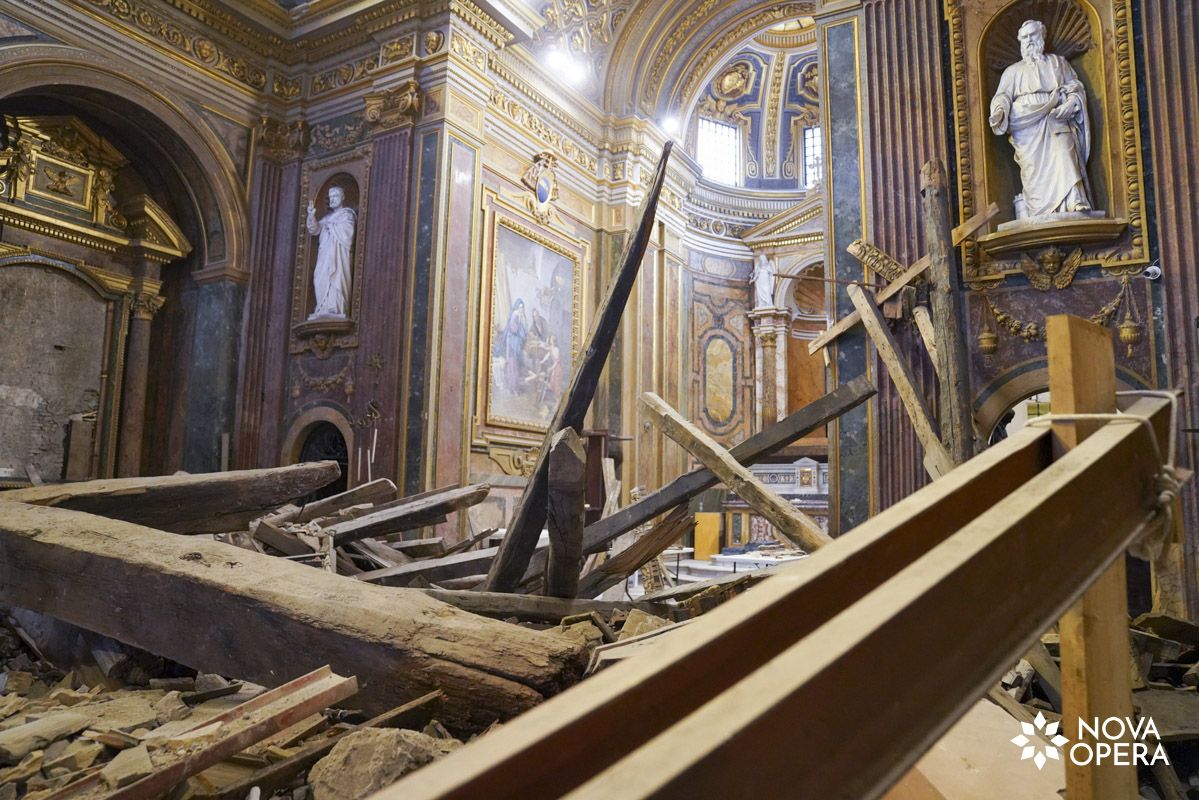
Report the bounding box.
[306,185,356,319]
[988,19,1099,223]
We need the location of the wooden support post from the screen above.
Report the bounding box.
[546,429,586,598]
[921,159,975,464]
[849,284,954,479]
[1048,314,1137,800]
[639,393,832,552]
[485,143,673,593]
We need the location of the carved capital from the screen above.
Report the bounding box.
[131,292,166,321]
[364,81,422,131]
[256,117,309,161]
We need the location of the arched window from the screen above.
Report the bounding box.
[697,118,740,185]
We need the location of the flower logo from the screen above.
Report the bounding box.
[1011,711,1068,770]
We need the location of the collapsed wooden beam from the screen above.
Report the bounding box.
[486,143,674,593]
[808,202,999,355]
[516,376,876,588]
[575,506,695,598]
[418,590,670,624]
[326,484,489,546]
[0,462,341,534]
[639,393,832,552]
[848,283,954,479]
[545,429,586,598]
[381,393,1173,800]
[0,503,585,732]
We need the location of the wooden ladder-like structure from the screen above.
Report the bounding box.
[379,315,1181,800]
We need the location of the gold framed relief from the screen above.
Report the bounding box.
[28,152,93,214]
[479,196,585,434]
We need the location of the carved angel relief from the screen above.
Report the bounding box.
[1018,246,1083,290]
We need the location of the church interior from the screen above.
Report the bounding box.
[0,0,1197,797]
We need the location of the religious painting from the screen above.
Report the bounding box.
[485,217,581,431]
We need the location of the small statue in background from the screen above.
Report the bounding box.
[307,185,356,319]
[751,252,777,309]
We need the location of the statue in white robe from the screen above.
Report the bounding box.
[988,19,1096,220]
[751,252,776,309]
[307,185,356,319]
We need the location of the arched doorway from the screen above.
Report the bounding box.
[297,423,349,502]
[0,51,250,478]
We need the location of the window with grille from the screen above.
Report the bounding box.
[697,118,740,186]
[802,125,824,188]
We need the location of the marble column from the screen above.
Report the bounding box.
[118,276,164,476]
[750,308,791,430]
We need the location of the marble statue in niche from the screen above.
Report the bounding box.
[306,184,356,319]
[751,252,776,309]
[988,19,1102,227]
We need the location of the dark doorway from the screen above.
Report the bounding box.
[297,422,348,502]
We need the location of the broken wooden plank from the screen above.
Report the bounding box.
[356,548,501,587]
[326,484,489,547]
[252,519,313,556]
[639,392,832,552]
[441,529,496,558]
[417,590,668,624]
[0,502,586,732]
[808,202,1000,355]
[486,142,674,593]
[0,711,90,765]
[294,478,398,524]
[206,691,444,800]
[848,283,954,479]
[546,429,586,598]
[911,306,940,377]
[575,506,695,599]
[2,462,341,534]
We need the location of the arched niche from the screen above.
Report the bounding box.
[281,405,355,490]
[0,252,131,481]
[980,0,1109,222]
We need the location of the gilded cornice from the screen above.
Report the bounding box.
[488,50,604,147]
[488,88,599,174]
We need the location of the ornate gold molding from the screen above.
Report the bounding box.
[488,88,599,174]
[450,31,489,72]
[81,0,268,91]
[131,291,166,321]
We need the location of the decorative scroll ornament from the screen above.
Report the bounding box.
[364,81,422,131]
[713,61,754,101]
[488,443,539,477]
[1018,246,1084,291]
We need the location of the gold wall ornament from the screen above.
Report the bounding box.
[364,81,422,131]
[272,75,302,100]
[520,151,560,224]
[255,117,309,161]
[763,55,785,177]
[713,61,754,101]
[1017,246,1083,291]
[538,0,633,67]
[450,31,489,72]
[381,35,415,64]
[487,443,539,477]
[424,30,445,55]
[311,53,378,97]
[640,0,722,111]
